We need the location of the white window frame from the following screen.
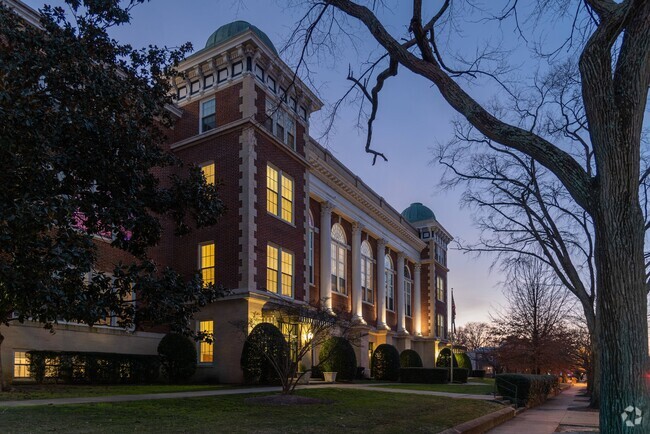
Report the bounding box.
[385,254,395,311]
[308,211,315,285]
[436,275,445,302]
[198,241,216,287]
[404,265,412,317]
[266,243,295,298]
[13,351,30,379]
[266,164,294,224]
[265,98,296,149]
[331,223,347,295]
[200,97,216,133]
[361,241,374,304]
[197,320,214,365]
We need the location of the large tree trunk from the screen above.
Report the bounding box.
[595,201,649,432]
[588,330,601,409]
[0,329,5,392]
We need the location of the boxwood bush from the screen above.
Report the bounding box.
[449,368,469,383]
[158,333,197,383]
[400,367,448,383]
[435,348,458,368]
[496,374,558,407]
[318,337,357,381]
[27,351,159,384]
[240,322,288,385]
[371,344,400,381]
[456,352,473,370]
[400,349,423,368]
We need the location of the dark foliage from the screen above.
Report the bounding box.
[471,369,486,378]
[449,368,469,383]
[456,352,473,370]
[157,333,197,383]
[28,350,159,384]
[240,323,288,385]
[496,373,558,407]
[371,344,400,381]
[318,337,357,381]
[399,367,448,384]
[399,349,423,368]
[435,348,459,368]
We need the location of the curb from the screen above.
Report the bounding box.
[438,406,516,434]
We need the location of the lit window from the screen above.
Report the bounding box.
[385,254,395,311]
[331,224,347,295]
[199,320,214,364]
[14,351,29,378]
[404,266,412,317]
[267,244,294,297]
[266,165,293,223]
[308,211,315,285]
[436,275,445,302]
[437,314,445,338]
[199,242,215,286]
[361,241,373,303]
[200,162,215,185]
[200,98,216,133]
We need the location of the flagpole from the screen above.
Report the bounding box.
[450,288,454,383]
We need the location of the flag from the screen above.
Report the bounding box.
[451,289,456,334]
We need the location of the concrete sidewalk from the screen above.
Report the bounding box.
[0,382,497,408]
[487,384,599,434]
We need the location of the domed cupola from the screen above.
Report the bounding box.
[204,21,278,55]
[401,202,436,223]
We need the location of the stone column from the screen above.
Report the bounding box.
[320,202,333,311]
[376,239,388,329]
[351,222,365,324]
[413,263,422,336]
[397,252,407,333]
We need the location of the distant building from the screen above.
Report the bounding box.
[2,7,454,383]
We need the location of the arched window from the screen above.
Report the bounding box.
[385,254,395,311]
[308,211,315,284]
[404,265,412,317]
[361,241,373,303]
[331,223,347,295]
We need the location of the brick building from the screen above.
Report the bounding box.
[1,12,453,384]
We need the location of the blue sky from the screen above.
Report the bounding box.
[22,0,538,325]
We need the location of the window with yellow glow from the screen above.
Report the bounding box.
[200,162,215,185]
[199,320,214,363]
[199,243,215,286]
[266,244,294,297]
[266,165,293,223]
[436,275,445,302]
[14,351,29,378]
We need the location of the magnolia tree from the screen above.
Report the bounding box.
[0,1,224,390]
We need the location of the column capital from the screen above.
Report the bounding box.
[376,238,387,248]
[351,221,363,234]
[414,263,422,271]
[397,251,405,261]
[321,201,334,214]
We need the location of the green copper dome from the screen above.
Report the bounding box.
[401,202,436,223]
[204,21,278,55]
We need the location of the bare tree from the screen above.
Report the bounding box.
[286,1,649,430]
[455,322,494,352]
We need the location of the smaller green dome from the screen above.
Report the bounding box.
[205,21,278,55]
[401,203,436,223]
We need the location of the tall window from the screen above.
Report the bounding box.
[436,275,445,302]
[435,244,447,266]
[265,99,296,149]
[14,351,29,378]
[404,265,412,317]
[361,241,373,303]
[199,320,214,364]
[200,98,216,133]
[200,162,215,185]
[267,244,294,297]
[266,165,293,223]
[385,254,395,311]
[199,242,215,286]
[437,314,446,338]
[331,223,347,295]
[308,211,315,285]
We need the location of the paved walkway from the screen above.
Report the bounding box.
[487,384,599,434]
[0,382,496,408]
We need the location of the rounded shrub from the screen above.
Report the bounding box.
[455,352,472,370]
[371,344,400,381]
[435,348,459,368]
[318,337,357,381]
[157,333,197,383]
[400,349,423,368]
[240,322,288,385]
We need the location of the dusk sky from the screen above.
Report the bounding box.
[21,0,551,326]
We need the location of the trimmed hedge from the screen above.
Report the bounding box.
[435,348,458,368]
[471,369,486,378]
[400,349,423,368]
[157,333,197,383]
[318,337,357,381]
[456,352,472,370]
[448,368,469,383]
[496,374,558,407]
[27,351,159,384]
[240,322,288,385]
[400,367,448,384]
[371,344,400,381]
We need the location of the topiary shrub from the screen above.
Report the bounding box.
[400,349,423,368]
[455,352,472,370]
[318,337,357,381]
[157,333,197,383]
[435,348,459,368]
[240,322,288,385]
[371,344,400,381]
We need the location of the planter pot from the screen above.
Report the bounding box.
[296,371,311,385]
[323,372,337,383]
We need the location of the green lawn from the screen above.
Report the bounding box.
[0,384,228,401]
[0,388,503,434]
[381,383,495,395]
